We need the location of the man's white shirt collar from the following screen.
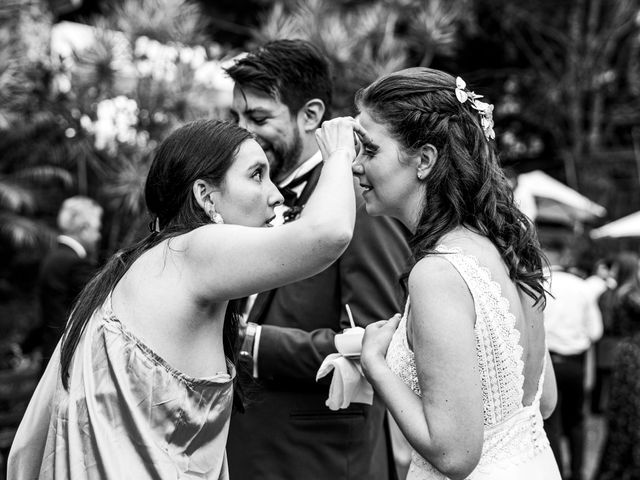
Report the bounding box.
[278,151,322,189]
[58,235,87,259]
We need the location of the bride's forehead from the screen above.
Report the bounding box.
[356,112,392,138]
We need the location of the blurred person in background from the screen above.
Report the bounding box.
[8,118,359,479]
[225,39,410,480]
[595,251,640,480]
[21,196,103,375]
[542,238,603,480]
[586,258,617,414]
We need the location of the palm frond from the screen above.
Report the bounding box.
[72,25,132,96]
[0,57,34,112]
[0,179,36,213]
[256,1,308,42]
[0,212,55,250]
[110,0,208,45]
[13,166,74,188]
[103,153,151,216]
[409,0,464,64]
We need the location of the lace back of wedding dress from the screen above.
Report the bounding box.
[386,245,556,479]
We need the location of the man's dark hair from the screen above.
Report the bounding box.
[226,39,333,121]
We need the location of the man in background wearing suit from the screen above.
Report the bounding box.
[225,39,410,480]
[22,196,102,373]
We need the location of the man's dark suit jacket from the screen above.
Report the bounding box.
[228,165,411,480]
[22,241,95,365]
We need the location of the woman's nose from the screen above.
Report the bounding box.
[271,184,284,206]
[352,158,364,176]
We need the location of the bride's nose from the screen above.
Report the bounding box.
[352,159,364,176]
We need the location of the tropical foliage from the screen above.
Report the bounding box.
[474,0,640,201]
[0,0,237,342]
[255,0,473,113]
[1,0,236,259]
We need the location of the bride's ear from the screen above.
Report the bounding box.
[417,143,438,180]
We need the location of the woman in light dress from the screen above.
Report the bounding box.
[356,68,562,480]
[8,118,359,479]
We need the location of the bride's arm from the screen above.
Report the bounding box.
[361,257,483,480]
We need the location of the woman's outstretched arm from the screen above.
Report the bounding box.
[182,117,358,302]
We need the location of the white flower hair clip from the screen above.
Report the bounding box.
[455,76,495,140]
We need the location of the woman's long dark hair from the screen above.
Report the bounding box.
[60,120,253,409]
[356,68,547,306]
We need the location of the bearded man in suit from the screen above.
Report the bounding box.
[225,39,410,480]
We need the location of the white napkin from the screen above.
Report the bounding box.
[316,353,374,410]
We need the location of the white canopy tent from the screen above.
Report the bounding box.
[515,170,606,225]
[590,211,640,239]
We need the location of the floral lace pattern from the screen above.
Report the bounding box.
[386,245,552,479]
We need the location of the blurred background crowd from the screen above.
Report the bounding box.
[1,0,640,479]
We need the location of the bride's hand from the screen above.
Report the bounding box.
[360,314,402,377]
[315,117,357,162]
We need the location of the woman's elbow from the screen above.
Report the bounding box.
[333,226,353,251]
[540,384,558,420]
[428,444,482,480]
[540,396,557,420]
[436,457,480,480]
[314,222,353,258]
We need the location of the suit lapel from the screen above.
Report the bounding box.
[248,289,277,324]
[295,163,322,207]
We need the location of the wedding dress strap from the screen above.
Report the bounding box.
[533,345,547,404]
[402,296,411,318]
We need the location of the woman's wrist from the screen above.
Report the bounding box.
[361,353,390,384]
[326,148,354,163]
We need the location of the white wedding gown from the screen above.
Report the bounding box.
[386,245,561,480]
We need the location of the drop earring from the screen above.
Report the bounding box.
[205,195,224,224]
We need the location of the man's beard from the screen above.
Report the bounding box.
[268,125,304,182]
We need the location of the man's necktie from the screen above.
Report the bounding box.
[278,185,298,208]
[277,169,316,222]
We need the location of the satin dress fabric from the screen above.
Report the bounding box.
[9,295,235,479]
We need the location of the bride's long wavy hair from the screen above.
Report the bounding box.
[60,120,253,409]
[355,68,547,306]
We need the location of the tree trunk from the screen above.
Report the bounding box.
[565,0,587,190]
[588,90,604,152]
[561,149,579,192]
[586,0,603,152]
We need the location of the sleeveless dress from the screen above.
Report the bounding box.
[8,294,235,479]
[386,246,561,480]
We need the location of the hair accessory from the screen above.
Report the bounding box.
[455,76,495,140]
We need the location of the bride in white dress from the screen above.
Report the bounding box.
[352,68,562,479]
